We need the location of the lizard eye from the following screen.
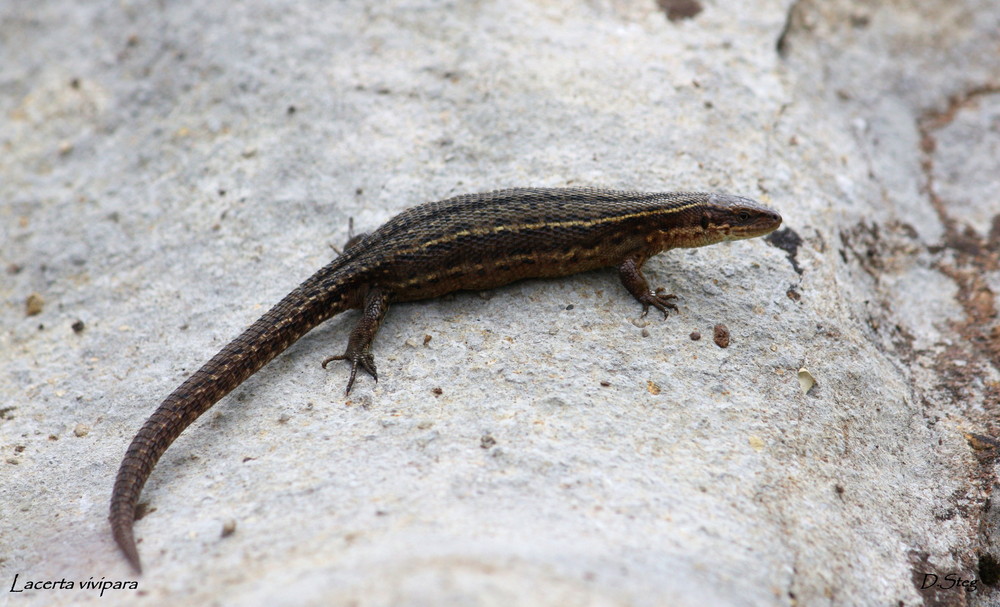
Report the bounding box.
[737,211,751,223]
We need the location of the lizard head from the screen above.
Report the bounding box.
[691,193,782,246]
[648,193,781,251]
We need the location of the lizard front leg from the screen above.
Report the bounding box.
[322,286,390,394]
[617,255,678,318]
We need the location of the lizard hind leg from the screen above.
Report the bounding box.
[322,287,390,394]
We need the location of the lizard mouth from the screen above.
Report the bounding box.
[737,212,782,239]
[724,208,783,241]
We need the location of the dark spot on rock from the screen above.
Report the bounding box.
[766,228,804,274]
[656,0,703,21]
[713,324,730,348]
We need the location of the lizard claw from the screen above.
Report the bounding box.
[639,288,679,319]
[322,351,378,395]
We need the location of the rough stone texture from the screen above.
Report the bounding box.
[2,0,999,605]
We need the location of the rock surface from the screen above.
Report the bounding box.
[2,1,999,605]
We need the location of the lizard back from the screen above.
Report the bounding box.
[344,187,745,301]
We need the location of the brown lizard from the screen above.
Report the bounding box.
[110,187,782,572]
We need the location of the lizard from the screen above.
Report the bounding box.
[109,187,782,572]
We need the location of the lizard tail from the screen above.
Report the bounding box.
[109,264,356,572]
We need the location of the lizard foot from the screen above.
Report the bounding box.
[322,350,378,395]
[639,288,679,319]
